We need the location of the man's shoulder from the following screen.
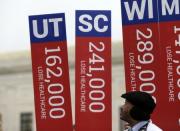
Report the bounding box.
[147,122,162,131]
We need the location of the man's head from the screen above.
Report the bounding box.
[120,91,156,122]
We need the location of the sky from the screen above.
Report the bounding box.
[0,0,122,53]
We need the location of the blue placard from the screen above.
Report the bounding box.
[29,13,66,43]
[121,0,158,25]
[158,0,180,22]
[76,10,111,37]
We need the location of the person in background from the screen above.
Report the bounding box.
[120,91,162,131]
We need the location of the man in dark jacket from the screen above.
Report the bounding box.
[120,91,162,131]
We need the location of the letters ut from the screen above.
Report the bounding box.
[123,0,180,21]
[32,18,63,38]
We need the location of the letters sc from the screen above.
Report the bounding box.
[76,11,111,36]
[78,14,109,33]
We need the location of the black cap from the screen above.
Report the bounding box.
[121,91,156,114]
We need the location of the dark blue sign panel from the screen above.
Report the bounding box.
[76,10,111,37]
[158,0,180,22]
[121,0,158,25]
[29,13,66,43]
